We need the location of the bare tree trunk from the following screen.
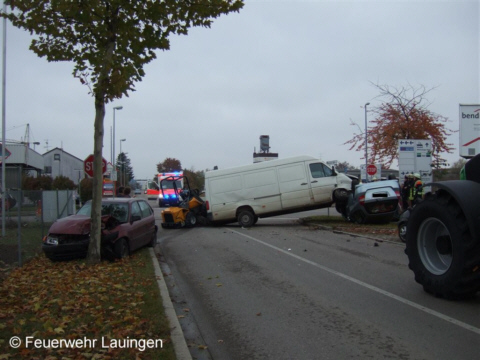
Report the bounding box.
[85,25,116,263]
[86,95,105,264]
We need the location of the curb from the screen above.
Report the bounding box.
[149,248,192,360]
[306,223,404,246]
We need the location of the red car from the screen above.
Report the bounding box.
[42,198,157,261]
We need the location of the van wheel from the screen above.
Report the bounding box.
[238,210,255,228]
[335,203,347,218]
[334,189,349,201]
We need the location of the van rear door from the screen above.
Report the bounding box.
[278,162,313,209]
[306,161,338,204]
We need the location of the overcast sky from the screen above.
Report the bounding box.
[1,0,479,179]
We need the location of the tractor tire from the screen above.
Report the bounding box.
[237,210,255,228]
[185,212,197,228]
[114,238,129,259]
[405,193,480,299]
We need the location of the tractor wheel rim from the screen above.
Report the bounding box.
[417,217,453,275]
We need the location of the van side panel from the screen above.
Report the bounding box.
[244,169,278,196]
[277,163,313,209]
[208,169,281,221]
[209,175,243,221]
[210,175,243,204]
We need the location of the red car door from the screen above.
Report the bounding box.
[128,201,146,251]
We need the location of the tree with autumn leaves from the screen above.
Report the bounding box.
[345,83,454,168]
[1,0,244,264]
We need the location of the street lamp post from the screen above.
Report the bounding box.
[120,139,126,186]
[112,106,123,168]
[364,102,370,181]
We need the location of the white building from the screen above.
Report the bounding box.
[43,147,84,184]
[1,142,84,189]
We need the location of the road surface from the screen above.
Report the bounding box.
[153,206,480,360]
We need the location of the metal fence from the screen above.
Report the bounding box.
[0,189,77,274]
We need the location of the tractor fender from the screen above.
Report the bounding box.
[428,180,480,241]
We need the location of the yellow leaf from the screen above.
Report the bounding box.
[54,327,64,334]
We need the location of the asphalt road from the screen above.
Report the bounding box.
[152,203,480,360]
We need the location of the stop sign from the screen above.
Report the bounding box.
[84,154,107,177]
[366,164,377,176]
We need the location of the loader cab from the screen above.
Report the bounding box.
[160,175,206,228]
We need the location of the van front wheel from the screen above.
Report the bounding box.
[238,210,255,228]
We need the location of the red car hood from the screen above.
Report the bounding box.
[48,215,91,235]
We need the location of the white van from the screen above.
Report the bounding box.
[204,156,353,227]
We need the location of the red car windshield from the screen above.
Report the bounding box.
[77,202,129,223]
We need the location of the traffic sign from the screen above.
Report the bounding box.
[84,154,107,177]
[0,143,11,165]
[366,164,377,176]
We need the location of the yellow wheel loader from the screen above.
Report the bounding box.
[160,175,206,229]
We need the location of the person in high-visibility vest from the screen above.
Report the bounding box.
[402,174,414,209]
[409,173,423,206]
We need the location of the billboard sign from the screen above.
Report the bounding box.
[398,139,432,192]
[459,104,480,158]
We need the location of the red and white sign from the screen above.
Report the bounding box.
[366,164,377,176]
[459,104,480,158]
[84,154,107,177]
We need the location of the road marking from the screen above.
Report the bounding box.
[229,228,480,336]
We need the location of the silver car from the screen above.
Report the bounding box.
[342,180,401,224]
